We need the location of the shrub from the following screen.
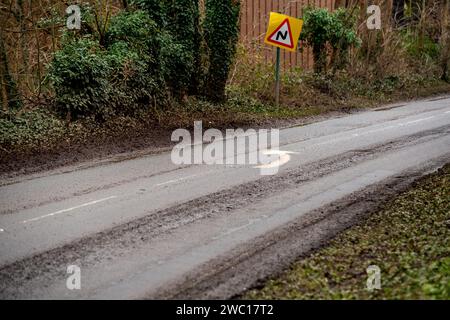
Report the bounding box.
[105,9,158,53]
[329,8,361,71]
[49,10,167,120]
[164,0,201,97]
[403,31,441,61]
[49,0,242,120]
[158,30,190,96]
[301,7,360,74]
[49,36,112,120]
[105,10,163,113]
[204,0,241,102]
[131,0,203,98]
[130,0,165,25]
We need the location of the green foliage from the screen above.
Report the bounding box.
[49,10,166,120]
[204,0,241,102]
[123,0,203,97]
[129,0,165,25]
[49,36,112,120]
[105,10,163,110]
[163,0,201,97]
[301,7,361,73]
[329,8,361,71]
[49,0,242,121]
[245,164,450,300]
[105,9,158,52]
[0,109,66,150]
[157,30,191,95]
[402,31,441,61]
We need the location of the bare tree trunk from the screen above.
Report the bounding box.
[15,0,30,89]
[441,0,450,81]
[0,29,20,110]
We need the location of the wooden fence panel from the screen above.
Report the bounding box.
[239,0,336,69]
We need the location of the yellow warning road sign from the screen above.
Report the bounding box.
[264,12,303,52]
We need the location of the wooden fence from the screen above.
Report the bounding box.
[239,0,336,69]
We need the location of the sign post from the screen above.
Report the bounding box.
[275,47,281,107]
[264,12,303,107]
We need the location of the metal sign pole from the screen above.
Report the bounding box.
[275,47,281,107]
[265,12,303,107]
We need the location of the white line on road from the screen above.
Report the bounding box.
[22,196,117,224]
[156,174,199,187]
[0,228,4,232]
[8,111,445,226]
[358,125,397,136]
[311,115,438,150]
[401,116,435,126]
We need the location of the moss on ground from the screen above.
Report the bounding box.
[244,165,450,300]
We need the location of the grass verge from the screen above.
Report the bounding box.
[244,164,450,299]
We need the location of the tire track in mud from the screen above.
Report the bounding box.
[0,125,448,299]
[154,158,450,299]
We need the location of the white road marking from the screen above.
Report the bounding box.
[399,116,435,126]
[7,111,444,227]
[254,150,297,170]
[156,174,199,187]
[0,228,4,232]
[315,136,349,146]
[302,115,438,152]
[357,125,397,136]
[22,196,117,224]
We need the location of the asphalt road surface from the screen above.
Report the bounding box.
[0,96,449,299]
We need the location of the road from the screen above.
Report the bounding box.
[0,96,449,299]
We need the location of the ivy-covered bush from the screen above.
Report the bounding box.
[0,108,66,150]
[130,0,165,25]
[49,36,112,120]
[49,0,242,120]
[49,10,168,120]
[301,7,360,74]
[164,0,201,97]
[105,9,163,113]
[204,0,241,102]
[329,8,361,71]
[130,0,203,98]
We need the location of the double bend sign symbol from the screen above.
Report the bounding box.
[264,12,303,52]
[266,18,294,49]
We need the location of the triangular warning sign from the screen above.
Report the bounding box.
[267,18,294,49]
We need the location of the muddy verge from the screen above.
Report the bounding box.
[0,126,174,180]
[154,158,450,299]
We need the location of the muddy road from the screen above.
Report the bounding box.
[0,96,449,299]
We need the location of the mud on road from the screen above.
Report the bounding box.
[0,101,412,181]
[156,161,449,299]
[0,124,448,299]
